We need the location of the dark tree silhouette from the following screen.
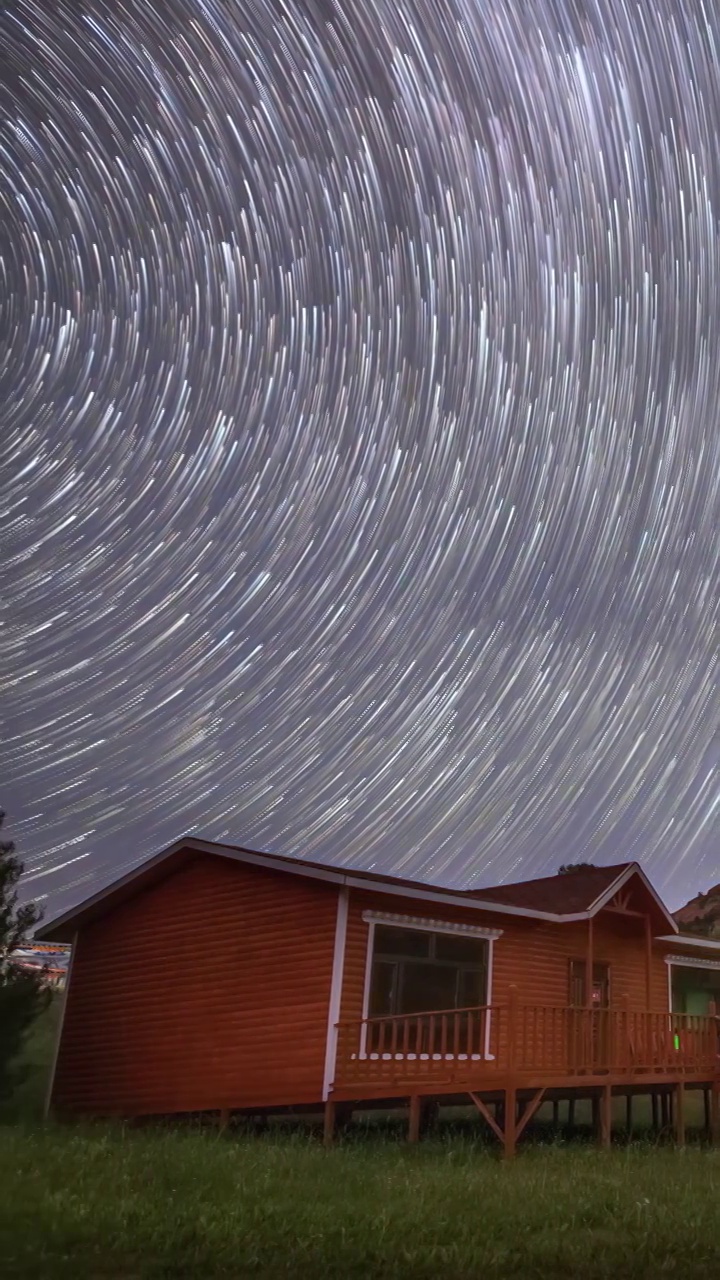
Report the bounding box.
[557,862,595,875]
[0,810,50,1100]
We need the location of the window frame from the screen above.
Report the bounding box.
[359,912,502,1061]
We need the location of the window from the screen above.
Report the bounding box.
[671,965,720,1016]
[368,925,488,1019]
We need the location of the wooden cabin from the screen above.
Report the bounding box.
[40,837,720,1155]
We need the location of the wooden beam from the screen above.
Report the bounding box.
[504,1086,517,1160]
[597,1085,612,1149]
[515,1089,546,1141]
[469,1092,504,1144]
[711,1084,720,1146]
[408,1094,421,1143]
[644,914,653,1008]
[323,1099,336,1147]
[675,1083,686,1148]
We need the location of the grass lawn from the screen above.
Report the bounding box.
[3,1002,720,1278]
[2,1122,720,1279]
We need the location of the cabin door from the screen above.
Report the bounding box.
[569,961,611,1071]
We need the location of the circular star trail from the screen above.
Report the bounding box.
[1,0,718,913]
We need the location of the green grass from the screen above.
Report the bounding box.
[3,1005,720,1277]
[2,1124,720,1279]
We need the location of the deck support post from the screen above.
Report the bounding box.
[568,1097,576,1131]
[625,1094,633,1135]
[709,1085,720,1146]
[323,1099,336,1147]
[408,1094,421,1144]
[651,1091,659,1132]
[552,1099,560,1128]
[503,1087,517,1160]
[218,1108,230,1134]
[674,1083,685,1149]
[597,1085,612,1150]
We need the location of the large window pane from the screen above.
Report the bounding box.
[374,926,430,958]
[369,960,396,1017]
[434,933,486,964]
[458,966,486,1008]
[400,961,458,1014]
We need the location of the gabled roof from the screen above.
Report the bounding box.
[466,864,632,914]
[36,836,678,942]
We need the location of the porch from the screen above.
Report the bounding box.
[335,990,719,1094]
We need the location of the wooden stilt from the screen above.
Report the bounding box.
[568,1097,576,1130]
[552,1099,560,1127]
[218,1108,230,1133]
[597,1085,612,1150]
[504,1087,517,1160]
[408,1094,421,1143]
[323,1099,336,1147]
[625,1093,633,1135]
[420,1100,439,1136]
[711,1084,720,1146]
[591,1095,599,1134]
[675,1083,685,1149]
[651,1091,659,1132]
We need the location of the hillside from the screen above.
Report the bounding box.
[674,886,720,938]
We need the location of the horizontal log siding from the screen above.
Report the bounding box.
[339,889,674,1036]
[52,855,338,1116]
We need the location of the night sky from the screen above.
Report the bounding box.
[2,0,718,919]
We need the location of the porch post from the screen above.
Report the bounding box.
[323,1099,336,1147]
[585,916,594,1006]
[503,1087,517,1159]
[710,1084,720,1146]
[597,1084,612,1149]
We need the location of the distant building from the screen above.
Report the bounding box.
[11,942,71,988]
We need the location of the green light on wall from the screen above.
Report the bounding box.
[674,1034,680,1050]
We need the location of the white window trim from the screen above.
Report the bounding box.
[665,955,720,1015]
[358,911,502,1061]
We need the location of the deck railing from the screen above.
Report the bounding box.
[333,1001,720,1091]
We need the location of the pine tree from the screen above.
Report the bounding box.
[558,862,595,875]
[0,810,51,1100]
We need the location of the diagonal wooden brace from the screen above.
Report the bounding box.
[469,1091,504,1143]
[515,1089,547,1141]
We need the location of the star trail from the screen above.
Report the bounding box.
[1,0,718,916]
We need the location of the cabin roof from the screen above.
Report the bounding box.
[465,864,632,914]
[36,837,678,942]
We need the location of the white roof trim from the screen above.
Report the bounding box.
[362,910,503,940]
[38,837,673,938]
[657,934,720,952]
[664,954,720,971]
[587,862,679,933]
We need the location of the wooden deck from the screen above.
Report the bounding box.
[329,990,720,1155]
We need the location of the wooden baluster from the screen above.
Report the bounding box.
[402,1015,410,1058]
[453,1010,461,1058]
[440,1013,448,1058]
[429,1014,435,1058]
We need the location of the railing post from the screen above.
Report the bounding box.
[620,993,631,1074]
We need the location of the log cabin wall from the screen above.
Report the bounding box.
[52,855,339,1117]
[339,887,670,1029]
